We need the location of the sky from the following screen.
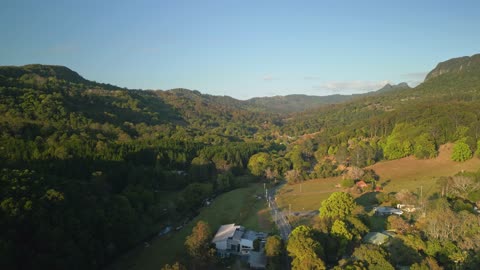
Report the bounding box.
[1,0,480,99]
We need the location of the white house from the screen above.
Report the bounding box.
[212,224,267,257]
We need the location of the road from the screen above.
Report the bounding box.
[267,185,292,270]
[267,187,292,241]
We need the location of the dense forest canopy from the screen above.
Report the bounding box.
[1,53,480,269]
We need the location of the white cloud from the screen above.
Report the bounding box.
[315,80,391,93]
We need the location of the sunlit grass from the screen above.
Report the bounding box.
[110,183,274,270]
[277,145,480,212]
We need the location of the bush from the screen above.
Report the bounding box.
[452,139,472,162]
[413,133,437,159]
[341,178,354,188]
[453,199,473,213]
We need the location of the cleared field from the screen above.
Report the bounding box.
[276,177,342,211]
[369,143,480,196]
[110,184,274,270]
[277,144,480,211]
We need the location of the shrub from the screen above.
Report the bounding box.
[341,178,354,188]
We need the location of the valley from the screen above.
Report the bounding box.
[1,53,480,269]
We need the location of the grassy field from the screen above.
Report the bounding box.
[110,183,274,270]
[276,176,342,211]
[277,144,480,211]
[369,143,480,197]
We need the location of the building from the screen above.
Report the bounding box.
[211,224,267,257]
[363,232,391,245]
[356,180,368,189]
[211,224,244,256]
[396,204,416,213]
[374,206,403,216]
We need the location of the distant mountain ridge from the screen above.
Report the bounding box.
[3,53,480,115]
[373,82,411,93]
[245,94,352,113]
[244,82,411,113]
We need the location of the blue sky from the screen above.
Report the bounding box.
[1,0,479,99]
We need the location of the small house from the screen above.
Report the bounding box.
[363,232,391,245]
[356,180,368,189]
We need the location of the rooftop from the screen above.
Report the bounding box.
[375,206,403,215]
[363,232,391,245]
[242,230,268,241]
[212,223,244,243]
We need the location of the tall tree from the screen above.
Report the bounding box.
[287,226,325,270]
[352,245,394,270]
[319,192,357,220]
[161,262,186,270]
[185,221,215,269]
[265,235,283,269]
[247,152,271,177]
[451,139,473,162]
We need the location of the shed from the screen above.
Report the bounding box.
[363,232,390,245]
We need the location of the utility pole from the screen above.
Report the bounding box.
[420,186,426,217]
[289,204,292,216]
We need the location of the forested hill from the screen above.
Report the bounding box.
[282,53,480,167]
[0,64,121,90]
[0,53,479,269]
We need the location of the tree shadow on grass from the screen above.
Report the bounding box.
[368,215,387,231]
[355,192,379,210]
[387,237,422,266]
[380,179,391,188]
